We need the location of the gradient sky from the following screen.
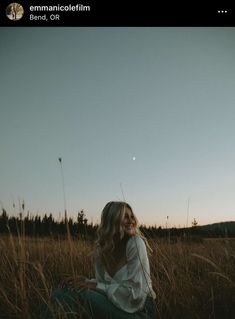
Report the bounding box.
[1,27,235,227]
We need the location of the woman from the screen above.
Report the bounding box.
[40,201,157,319]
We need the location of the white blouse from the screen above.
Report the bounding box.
[94,235,156,313]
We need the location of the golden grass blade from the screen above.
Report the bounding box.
[191,253,220,270]
[208,272,235,286]
[0,287,22,313]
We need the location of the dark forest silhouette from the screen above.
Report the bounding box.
[0,208,235,239]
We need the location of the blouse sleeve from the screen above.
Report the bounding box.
[96,236,152,313]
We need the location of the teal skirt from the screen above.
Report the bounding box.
[40,287,157,319]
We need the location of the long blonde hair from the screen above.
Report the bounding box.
[96,201,152,267]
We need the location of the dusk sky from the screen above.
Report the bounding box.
[1,27,235,227]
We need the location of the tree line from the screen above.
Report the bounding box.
[0,208,234,239]
[0,208,97,239]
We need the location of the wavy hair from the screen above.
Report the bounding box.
[96,201,152,267]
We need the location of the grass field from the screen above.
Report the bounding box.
[0,234,234,319]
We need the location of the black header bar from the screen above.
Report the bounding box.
[0,1,234,27]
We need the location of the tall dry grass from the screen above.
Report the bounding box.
[0,234,234,319]
[150,238,235,319]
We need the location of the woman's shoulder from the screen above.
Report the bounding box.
[126,235,147,253]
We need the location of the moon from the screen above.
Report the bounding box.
[132,156,136,161]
